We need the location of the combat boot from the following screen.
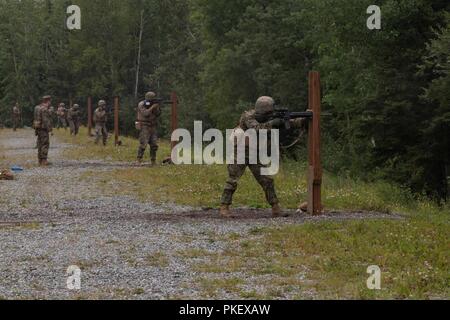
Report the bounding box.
[272,204,290,218]
[135,158,143,166]
[298,202,308,213]
[39,159,50,167]
[151,159,157,166]
[220,205,232,218]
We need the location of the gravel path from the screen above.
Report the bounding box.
[0,129,400,300]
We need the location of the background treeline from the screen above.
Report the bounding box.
[0,0,449,201]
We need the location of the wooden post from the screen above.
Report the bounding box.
[307,71,323,215]
[114,96,120,146]
[170,92,178,152]
[87,96,92,136]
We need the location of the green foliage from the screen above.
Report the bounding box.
[0,0,448,201]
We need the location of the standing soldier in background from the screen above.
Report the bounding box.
[94,100,108,145]
[67,104,81,136]
[220,96,309,218]
[56,103,67,129]
[33,95,53,166]
[12,102,21,131]
[49,104,56,136]
[136,92,162,166]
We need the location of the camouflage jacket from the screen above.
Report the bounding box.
[233,110,308,149]
[57,106,66,117]
[12,106,20,116]
[238,110,307,131]
[67,107,80,120]
[34,104,53,130]
[93,107,107,124]
[137,101,161,127]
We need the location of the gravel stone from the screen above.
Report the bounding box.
[0,129,401,299]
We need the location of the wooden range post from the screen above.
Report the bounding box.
[307,71,323,215]
[170,91,178,154]
[87,96,93,137]
[114,96,120,146]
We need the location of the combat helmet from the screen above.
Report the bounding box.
[145,92,156,100]
[98,100,106,107]
[255,96,275,115]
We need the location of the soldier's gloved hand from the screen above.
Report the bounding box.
[268,118,284,128]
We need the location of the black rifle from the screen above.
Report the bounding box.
[272,107,331,130]
[272,107,312,130]
[144,98,173,108]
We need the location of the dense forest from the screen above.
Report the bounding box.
[0,0,449,201]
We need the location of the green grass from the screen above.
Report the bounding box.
[56,127,450,299]
[59,127,426,212]
[145,251,170,268]
[192,213,449,299]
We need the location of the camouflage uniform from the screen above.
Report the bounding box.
[34,97,53,164]
[220,96,308,215]
[67,104,80,136]
[137,92,161,163]
[94,101,108,145]
[12,105,20,131]
[56,104,67,129]
[49,105,56,131]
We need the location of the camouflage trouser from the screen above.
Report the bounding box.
[57,117,67,129]
[36,129,50,160]
[69,119,79,135]
[221,158,279,206]
[137,125,158,161]
[95,123,108,145]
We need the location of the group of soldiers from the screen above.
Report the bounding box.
[31,96,109,166]
[11,101,81,135]
[30,92,162,167]
[55,103,81,136]
[23,92,308,217]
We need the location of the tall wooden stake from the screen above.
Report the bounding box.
[114,96,120,146]
[170,92,178,152]
[87,96,92,136]
[308,71,323,215]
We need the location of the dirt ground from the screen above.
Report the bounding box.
[0,129,399,300]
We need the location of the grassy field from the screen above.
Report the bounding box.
[58,127,449,299]
[60,127,423,212]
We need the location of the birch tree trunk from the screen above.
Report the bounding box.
[134,10,144,99]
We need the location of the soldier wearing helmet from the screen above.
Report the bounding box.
[94,100,108,145]
[136,91,162,166]
[56,103,67,129]
[219,96,308,218]
[67,103,81,136]
[33,95,53,166]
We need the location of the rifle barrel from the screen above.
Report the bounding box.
[274,111,332,119]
